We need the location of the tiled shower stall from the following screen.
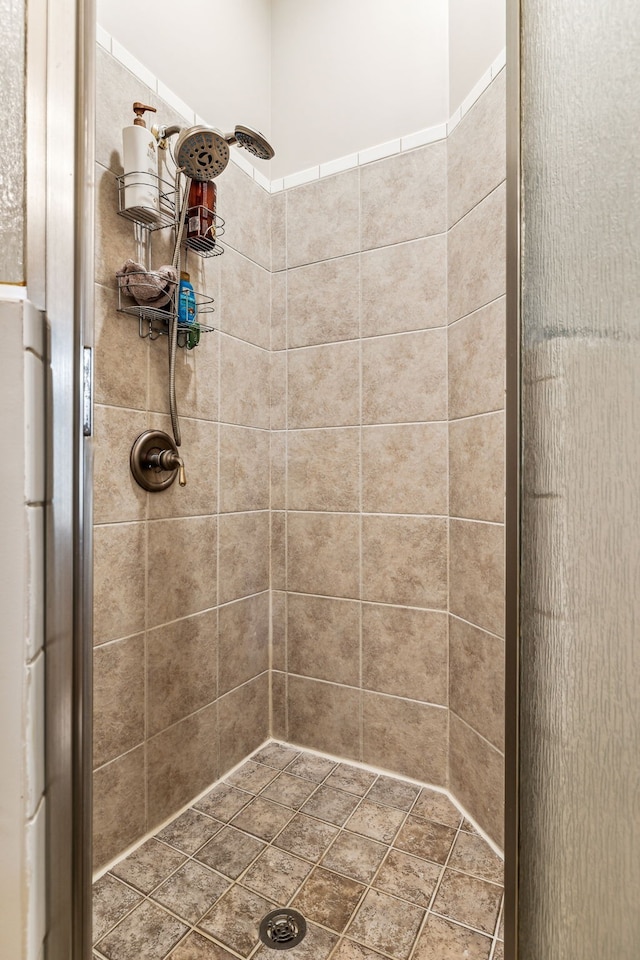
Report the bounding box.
[93,38,505,882]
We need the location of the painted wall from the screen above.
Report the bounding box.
[96,0,504,179]
[96,0,272,145]
[270,0,448,178]
[449,0,505,113]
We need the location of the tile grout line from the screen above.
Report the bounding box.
[95,750,503,958]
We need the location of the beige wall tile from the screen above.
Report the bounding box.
[362,693,448,786]
[147,703,219,829]
[95,46,161,173]
[218,511,270,604]
[287,171,360,268]
[219,161,271,269]
[449,520,504,637]
[271,432,286,511]
[271,672,287,741]
[288,594,360,686]
[361,237,447,337]
[287,255,360,348]
[287,513,360,600]
[362,516,447,609]
[288,342,360,429]
[95,165,136,286]
[448,71,506,228]
[93,635,145,768]
[272,590,287,671]
[219,247,270,348]
[148,326,219,423]
[94,522,146,645]
[271,192,287,273]
[271,351,287,430]
[94,282,148,410]
[362,423,447,515]
[360,143,447,250]
[362,604,447,705]
[448,298,505,419]
[147,414,219,520]
[219,425,270,513]
[449,413,504,523]
[288,676,360,761]
[219,592,270,694]
[449,712,504,847]
[271,511,286,591]
[93,746,146,870]
[147,609,218,737]
[218,673,270,774]
[449,616,504,751]
[362,330,447,424]
[448,183,506,323]
[93,405,148,524]
[271,271,287,350]
[288,429,360,512]
[147,516,217,627]
[219,336,270,429]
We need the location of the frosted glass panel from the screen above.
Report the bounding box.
[519,1,640,957]
[0,0,25,283]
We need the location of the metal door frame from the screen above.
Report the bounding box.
[42,0,95,955]
[504,0,521,957]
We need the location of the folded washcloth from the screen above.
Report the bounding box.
[117,260,178,308]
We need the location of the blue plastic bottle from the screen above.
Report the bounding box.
[177,271,197,326]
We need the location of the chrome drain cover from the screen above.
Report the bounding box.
[259,909,307,950]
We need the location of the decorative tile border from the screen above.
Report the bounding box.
[97,27,505,195]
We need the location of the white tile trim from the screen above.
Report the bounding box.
[358,138,402,165]
[320,152,359,178]
[156,80,196,125]
[96,30,506,192]
[491,48,507,78]
[401,123,447,151]
[96,23,111,52]
[283,166,320,189]
[229,147,257,178]
[111,39,157,93]
[459,67,494,119]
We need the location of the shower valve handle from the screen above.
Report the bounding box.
[151,450,187,486]
[130,430,187,491]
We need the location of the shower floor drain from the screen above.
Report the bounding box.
[259,909,307,950]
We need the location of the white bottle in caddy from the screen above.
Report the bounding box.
[122,102,159,220]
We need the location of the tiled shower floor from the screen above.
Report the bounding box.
[93,743,504,960]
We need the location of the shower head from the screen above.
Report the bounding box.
[226,125,275,161]
[174,125,230,180]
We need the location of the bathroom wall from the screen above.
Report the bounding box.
[92,45,272,870]
[97,0,504,182]
[96,0,272,147]
[271,67,506,846]
[448,0,505,114]
[270,0,448,178]
[93,34,507,865]
[270,142,450,784]
[446,69,506,845]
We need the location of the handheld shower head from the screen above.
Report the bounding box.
[174,125,230,180]
[227,125,275,161]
